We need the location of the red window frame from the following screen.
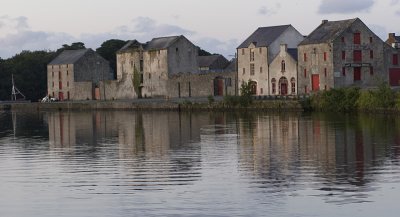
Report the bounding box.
[354,33,361,44]
[353,50,362,62]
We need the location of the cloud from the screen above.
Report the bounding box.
[258,3,281,16]
[318,0,375,14]
[0,15,237,59]
[391,0,400,5]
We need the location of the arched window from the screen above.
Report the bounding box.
[271,78,276,94]
[281,60,286,72]
[291,77,296,94]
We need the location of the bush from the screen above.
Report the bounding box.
[357,83,395,110]
[223,95,240,107]
[207,95,215,104]
[310,87,360,111]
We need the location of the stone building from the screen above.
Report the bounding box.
[237,25,304,96]
[198,55,229,72]
[47,49,112,101]
[115,35,199,98]
[385,33,400,86]
[297,18,393,94]
[269,44,299,95]
[110,35,236,99]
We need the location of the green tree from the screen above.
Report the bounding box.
[239,80,253,106]
[56,42,86,53]
[96,39,127,78]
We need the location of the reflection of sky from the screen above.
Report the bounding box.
[0,111,400,216]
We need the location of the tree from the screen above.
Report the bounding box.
[96,39,127,78]
[0,50,57,101]
[56,42,86,53]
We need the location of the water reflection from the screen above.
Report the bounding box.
[1,111,400,216]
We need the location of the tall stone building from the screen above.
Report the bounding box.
[116,35,199,98]
[237,25,304,96]
[47,49,112,101]
[297,18,394,94]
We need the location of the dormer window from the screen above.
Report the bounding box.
[281,60,286,72]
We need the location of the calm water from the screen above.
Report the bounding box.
[0,111,399,217]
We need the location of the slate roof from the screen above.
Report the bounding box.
[118,40,142,52]
[144,36,181,50]
[299,18,358,45]
[287,48,298,61]
[198,55,222,67]
[49,49,90,65]
[237,25,291,49]
[224,59,236,71]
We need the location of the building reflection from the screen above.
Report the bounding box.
[237,112,400,202]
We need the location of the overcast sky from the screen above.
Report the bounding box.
[1,0,400,58]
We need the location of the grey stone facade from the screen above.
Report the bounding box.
[298,18,392,94]
[47,49,112,101]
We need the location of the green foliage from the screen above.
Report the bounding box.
[239,80,253,107]
[207,95,215,104]
[0,50,57,101]
[58,42,86,52]
[357,83,395,110]
[132,67,142,98]
[223,95,240,106]
[96,39,127,78]
[311,87,360,111]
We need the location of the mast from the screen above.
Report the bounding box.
[11,74,26,101]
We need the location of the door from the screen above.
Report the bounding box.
[214,78,224,96]
[312,74,320,91]
[281,83,288,95]
[354,67,361,81]
[58,92,64,101]
[389,68,400,86]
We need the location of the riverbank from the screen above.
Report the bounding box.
[0,97,304,112]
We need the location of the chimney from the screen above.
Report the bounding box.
[322,20,328,24]
[280,44,288,53]
[389,33,396,40]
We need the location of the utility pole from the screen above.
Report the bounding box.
[11,74,26,101]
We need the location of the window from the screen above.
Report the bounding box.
[260,67,263,73]
[341,37,345,43]
[260,88,263,95]
[250,49,255,61]
[325,85,327,90]
[324,68,327,77]
[242,68,246,75]
[393,54,399,65]
[281,60,286,72]
[370,50,374,59]
[140,60,144,71]
[52,71,54,77]
[354,33,361,44]
[304,68,307,77]
[67,91,70,100]
[250,64,255,75]
[324,52,327,61]
[304,53,307,62]
[67,81,69,87]
[59,71,62,80]
[67,71,69,76]
[291,78,296,94]
[176,48,179,53]
[259,48,262,53]
[353,50,362,62]
[158,50,161,55]
[272,79,276,94]
[342,51,346,60]
[342,67,346,76]
[59,81,62,90]
[370,66,374,75]
[52,82,54,87]
[369,37,373,43]
[149,73,151,79]
[242,49,245,55]
[305,85,308,94]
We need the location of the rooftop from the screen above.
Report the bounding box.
[237,25,291,49]
[49,49,90,65]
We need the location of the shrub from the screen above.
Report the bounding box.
[207,95,215,104]
[310,87,359,111]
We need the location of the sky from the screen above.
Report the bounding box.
[1,0,400,58]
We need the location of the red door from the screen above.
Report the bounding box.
[58,92,64,101]
[217,79,224,96]
[312,74,320,91]
[390,68,400,86]
[281,83,288,95]
[354,67,361,81]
